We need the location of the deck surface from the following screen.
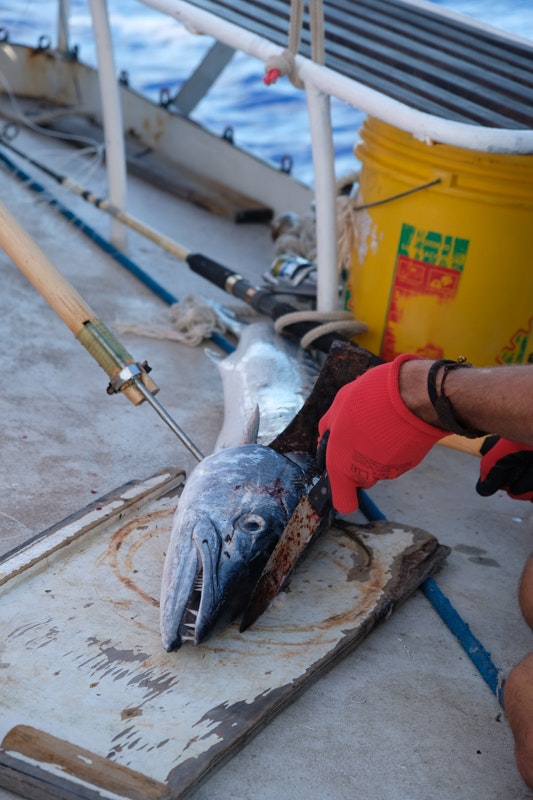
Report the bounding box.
[0,122,531,799]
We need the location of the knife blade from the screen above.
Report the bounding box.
[240,462,333,632]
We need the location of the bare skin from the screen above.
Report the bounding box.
[400,359,533,788]
[399,360,533,445]
[502,556,533,789]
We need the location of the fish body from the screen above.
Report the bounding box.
[213,320,318,450]
[160,321,321,651]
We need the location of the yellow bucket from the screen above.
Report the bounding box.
[345,117,533,365]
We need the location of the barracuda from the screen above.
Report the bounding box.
[159,321,321,651]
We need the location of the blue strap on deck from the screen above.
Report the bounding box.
[421,577,504,704]
[358,489,505,706]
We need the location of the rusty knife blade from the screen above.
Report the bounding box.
[240,469,332,632]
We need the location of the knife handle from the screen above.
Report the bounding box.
[308,471,332,515]
[316,430,330,469]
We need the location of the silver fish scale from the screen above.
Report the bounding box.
[214,321,318,451]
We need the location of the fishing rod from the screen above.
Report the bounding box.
[186,253,360,354]
[1,135,353,354]
[0,134,190,262]
[0,147,235,354]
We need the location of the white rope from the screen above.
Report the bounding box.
[264,50,304,88]
[271,171,360,273]
[272,212,317,261]
[264,0,325,88]
[310,0,325,64]
[336,173,361,273]
[288,0,305,54]
[264,0,304,89]
[274,309,367,349]
[114,294,229,346]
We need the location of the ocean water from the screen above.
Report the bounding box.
[2,0,533,185]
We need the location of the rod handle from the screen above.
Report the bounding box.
[186,252,349,354]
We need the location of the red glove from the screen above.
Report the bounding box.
[318,354,446,513]
[476,436,533,501]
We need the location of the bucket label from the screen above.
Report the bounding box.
[397,223,469,270]
[497,317,533,364]
[381,223,470,360]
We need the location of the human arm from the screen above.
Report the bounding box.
[399,359,533,445]
[319,355,533,513]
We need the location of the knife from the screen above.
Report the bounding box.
[240,436,333,632]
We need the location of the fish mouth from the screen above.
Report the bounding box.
[177,560,203,645]
[160,517,225,652]
[160,514,269,651]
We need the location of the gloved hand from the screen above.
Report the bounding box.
[476,436,533,501]
[318,354,446,513]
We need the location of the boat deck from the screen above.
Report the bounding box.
[0,120,532,799]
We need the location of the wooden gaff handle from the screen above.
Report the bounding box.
[0,199,157,403]
[0,199,95,333]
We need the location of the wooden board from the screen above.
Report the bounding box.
[0,468,448,799]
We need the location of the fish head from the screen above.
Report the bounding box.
[160,444,312,651]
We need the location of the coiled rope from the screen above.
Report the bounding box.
[275,309,367,349]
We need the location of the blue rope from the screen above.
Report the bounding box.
[357,488,387,521]
[0,150,235,354]
[358,488,505,706]
[421,577,504,704]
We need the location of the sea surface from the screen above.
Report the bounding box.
[2,0,533,185]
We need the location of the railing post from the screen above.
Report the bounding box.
[57,0,70,53]
[305,81,338,312]
[88,0,128,250]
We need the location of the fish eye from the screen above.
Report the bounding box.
[235,513,267,535]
